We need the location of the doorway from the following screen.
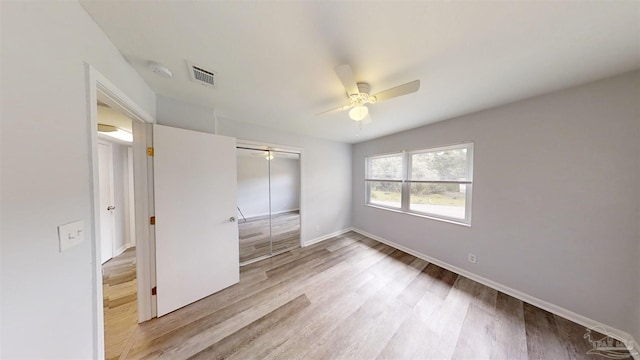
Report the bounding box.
[236,146,301,264]
[96,100,139,360]
[87,63,157,360]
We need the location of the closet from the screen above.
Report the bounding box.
[236,147,301,264]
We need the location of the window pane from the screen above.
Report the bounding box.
[368,181,401,208]
[367,154,403,180]
[409,183,466,219]
[410,147,469,181]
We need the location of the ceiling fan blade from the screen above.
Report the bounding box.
[315,103,352,116]
[334,64,359,96]
[372,80,420,103]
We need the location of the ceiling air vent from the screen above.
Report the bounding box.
[187,61,216,87]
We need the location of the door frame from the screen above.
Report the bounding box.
[86,64,156,360]
[236,139,304,253]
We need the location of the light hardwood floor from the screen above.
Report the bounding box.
[238,211,300,263]
[103,247,138,360]
[110,232,625,359]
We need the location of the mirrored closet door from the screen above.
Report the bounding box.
[236,147,301,264]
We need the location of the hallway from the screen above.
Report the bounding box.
[103,248,137,360]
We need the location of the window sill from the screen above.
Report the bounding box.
[365,203,471,227]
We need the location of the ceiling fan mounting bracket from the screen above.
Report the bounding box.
[349,83,376,106]
[356,82,371,95]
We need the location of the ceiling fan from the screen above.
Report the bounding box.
[317,64,420,123]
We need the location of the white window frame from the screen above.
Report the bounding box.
[365,152,405,210]
[365,142,474,226]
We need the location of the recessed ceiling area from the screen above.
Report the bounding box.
[97,103,133,133]
[97,101,134,143]
[79,1,640,143]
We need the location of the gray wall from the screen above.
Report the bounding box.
[155,96,352,244]
[269,156,301,215]
[237,152,300,218]
[237,149,271,218]
[0,2,156,358]
[1,4,634,356]
[217,120,352,244]
[352,71,640,340]
[156,95,216,133]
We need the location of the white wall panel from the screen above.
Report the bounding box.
[0,2,155,358]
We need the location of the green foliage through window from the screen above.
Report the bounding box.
[365,143,473,224]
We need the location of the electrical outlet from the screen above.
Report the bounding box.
[315,225,320,231]
[468,253,477,264]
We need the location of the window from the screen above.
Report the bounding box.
[365,143,473,225]
[366,154,404,209]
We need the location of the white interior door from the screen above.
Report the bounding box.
[153,124,239,317]
[98,141,115,264]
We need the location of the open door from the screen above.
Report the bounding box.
[153,124,239,317]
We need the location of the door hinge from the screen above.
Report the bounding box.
[147,147,154,156]
[151,287,157,296]
[150,216,156,225]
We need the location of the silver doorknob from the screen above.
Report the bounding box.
[229,216,236,223]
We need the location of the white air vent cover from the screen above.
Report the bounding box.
[187,61,216,87]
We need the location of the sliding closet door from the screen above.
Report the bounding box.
[236,148,272,263]
[269,152,301,254]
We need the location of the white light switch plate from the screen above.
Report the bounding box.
[58,220,84,252]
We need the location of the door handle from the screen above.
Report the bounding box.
[229,216,236,223]
[107,206,116,211]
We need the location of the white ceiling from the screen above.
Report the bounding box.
[80,1,640,144]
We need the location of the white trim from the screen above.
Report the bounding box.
[94,72,154,125]
[86,64,155,360]
[97,132,132,147]
[136,121,157,319]
[365,204,471,228]
[114,244,135,258]
[240,208,300,220]
[352,228,639,359]
[303,227,354,247]
[126,147,136,247]
[236,139,303,154]
[86,65,104,360]
[299,151,305,247]
[365,142,473,226]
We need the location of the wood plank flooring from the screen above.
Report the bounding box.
[111,232,626,359]
[238,211,300,263]
[103,247,138,360]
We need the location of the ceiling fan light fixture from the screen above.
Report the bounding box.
[98,123,133,142]
[349,105,368,121]
[97,124,117,132]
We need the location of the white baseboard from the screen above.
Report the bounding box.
[240,208,300,220]
[303,227,354,247]
[113,243,135,257]
[352,228,639,359]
